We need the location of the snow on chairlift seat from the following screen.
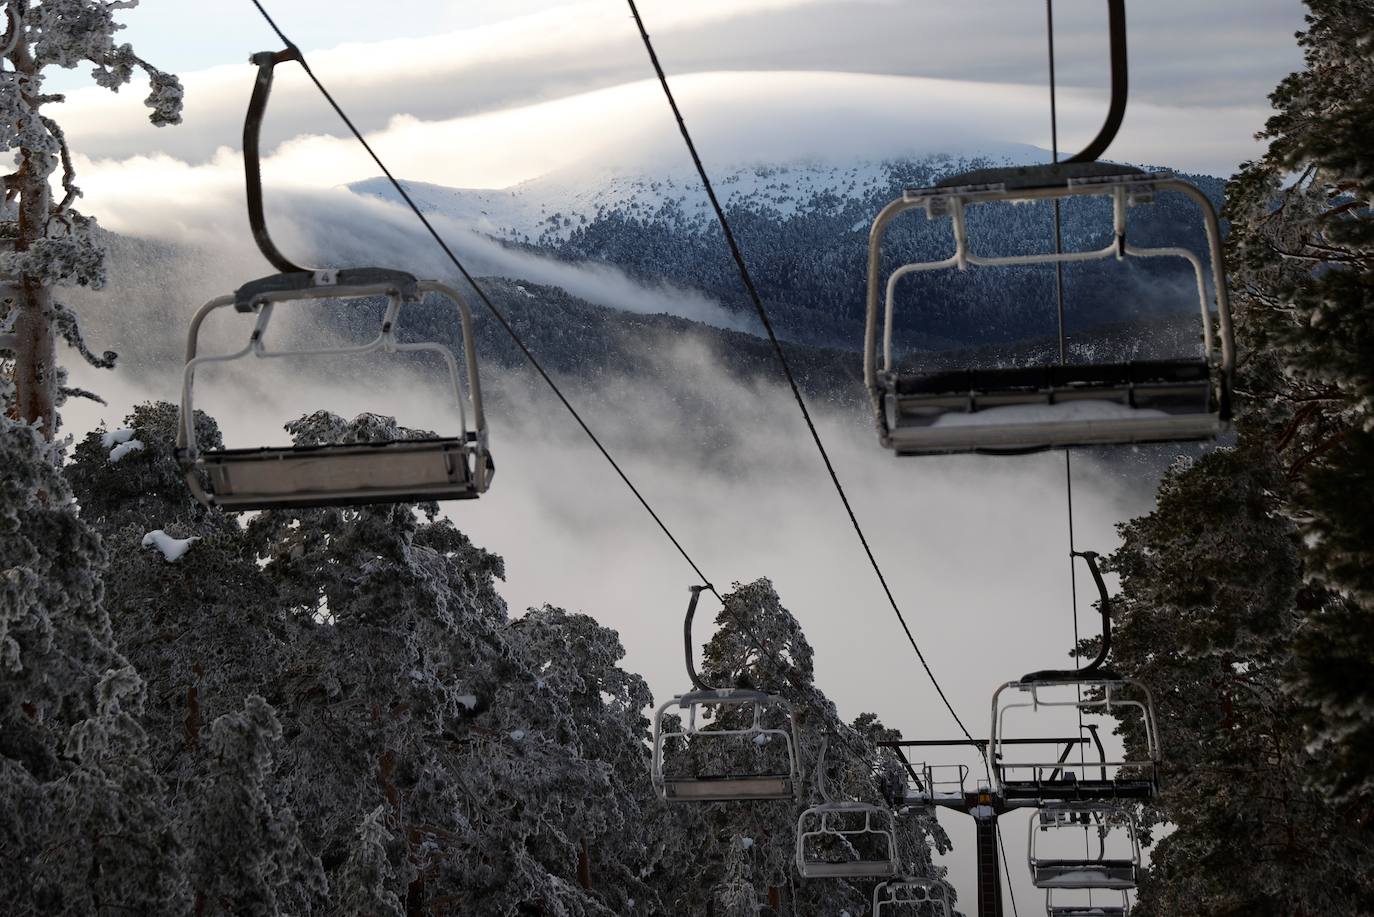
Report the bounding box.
[1028,803,1141,890]
[651,687,802,803]
[872,877,952,917]
[176,268,492,510]
[991,672,1161,803]
[863,162,1235,455]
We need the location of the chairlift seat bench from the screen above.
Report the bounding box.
[882,358,1218,453]
[197,436,489,510]
[660,773,797,802]
[1033,860,1138,890]
[1000,778,1156,803]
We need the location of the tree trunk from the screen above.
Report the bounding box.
[6,5,56,439]
[577,835,592,890]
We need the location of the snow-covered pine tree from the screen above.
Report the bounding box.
[71,404,675,915]
[1223,0,1374,806]
[0,410,188,915]
[0,0,181,437]
[1087,4,1374,911]
[67,402,323,915]
[1101,443,1371,914]
[657,578,956,916]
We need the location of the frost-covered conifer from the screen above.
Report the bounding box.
[1223,0,1374,803]
[1101,442,1372,915]
[0,411,187,915]
[72,404,673,914]
[0,0,181,436]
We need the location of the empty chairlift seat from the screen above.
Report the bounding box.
[1029,804,1141,891]
[176,269,493,510]
[795,737,900,878]
[651,688,802,802]
[1046,889,1132,917]
[795,801,900,878]
[872,878,952,917]
[862,162,1236,455]
[991,673,1161,803]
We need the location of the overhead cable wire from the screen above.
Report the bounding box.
[624,0,976,749]
[1048,1,1091,905]
[1045,0,1088,772]
[242,2,884,759]
[244,0,720,598]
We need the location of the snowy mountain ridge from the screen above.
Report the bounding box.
[348,143,1047,246]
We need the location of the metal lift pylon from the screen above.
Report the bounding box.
[880,736,1096,917]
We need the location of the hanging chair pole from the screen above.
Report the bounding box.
[1071,550,1113,674]
[1064,0,1128,164]
[683,584,713,691]
[244,49,310,274]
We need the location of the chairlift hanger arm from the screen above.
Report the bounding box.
[245,48,310,274]
[1074,550,1113,675]
[683,584,712,691]
[1020,551,1117,681]
[1064,0,1128,164]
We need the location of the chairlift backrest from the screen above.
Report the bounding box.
[872,878,952,917]
[176,270,491,510]
[862,163,1236,455]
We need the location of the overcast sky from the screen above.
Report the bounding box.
[56,0,1310,908]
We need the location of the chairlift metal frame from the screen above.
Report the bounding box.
[175,48,491,509]
[794,737,900,878]
[991,554,1161,801]
[1028,803,1141,891]
[650,586,802,802]
[872,877,953,917]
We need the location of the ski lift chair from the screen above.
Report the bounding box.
[861,0,1234,456]
[864,165,1234,455]
[1028,803,1141,891]
[897,761,970,808]
[991,554,1161,802]
[177,49,492,510]
[872,878,952,917]
[177,272,492,510]
[795,737,900,878]
[1046,889,1131,917]
[651,587,802,802]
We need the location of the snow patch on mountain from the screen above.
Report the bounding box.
[348,145,1044,245]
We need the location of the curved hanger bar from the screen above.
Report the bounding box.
[1072,550,1113,675]
[1064,0,1128,164]
[814,735,835,803]
[245,49,311,274]
[683,584,713,691]
[1019,549,1117,682]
